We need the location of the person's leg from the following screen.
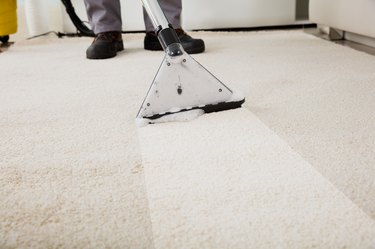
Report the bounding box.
[143,0,182,32]
[85,0,122,34]
[84,0,124,59]
[143,0,205,54]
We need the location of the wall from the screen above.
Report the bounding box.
[62,0,303,32]
[18,0,308,37]
[182,0,298,30]
[309,0,375,39]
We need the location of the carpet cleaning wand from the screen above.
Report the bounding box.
[136,0,245,126]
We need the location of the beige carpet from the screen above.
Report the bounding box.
[1,30,375,248]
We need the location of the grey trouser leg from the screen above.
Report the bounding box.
[84,0,182,34]
[84,0,122,34]
[143,0,182,32]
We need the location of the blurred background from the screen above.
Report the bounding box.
[14,0,310,40]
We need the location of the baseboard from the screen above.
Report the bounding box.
[317,24,375,49]
[307,26,375,56]
[344,32,375,49]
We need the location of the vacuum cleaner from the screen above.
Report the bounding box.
[136,0,245,126]
[60,0,245,126]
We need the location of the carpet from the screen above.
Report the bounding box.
[1,30,375,248]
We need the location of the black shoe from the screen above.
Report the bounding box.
[86,31,124,59]
[144,29,205,54]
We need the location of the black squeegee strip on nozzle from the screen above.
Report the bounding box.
[143,98,245,120]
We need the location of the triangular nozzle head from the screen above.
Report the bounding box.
[136,44,245,125]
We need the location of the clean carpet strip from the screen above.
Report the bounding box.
[138,109,375,249]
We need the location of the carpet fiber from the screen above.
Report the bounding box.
[1,31,375,248]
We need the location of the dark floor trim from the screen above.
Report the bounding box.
[119,24,317,34]
[191,24,317,32]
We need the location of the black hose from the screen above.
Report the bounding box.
[0,35,10,43]
[60,0,95,37]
